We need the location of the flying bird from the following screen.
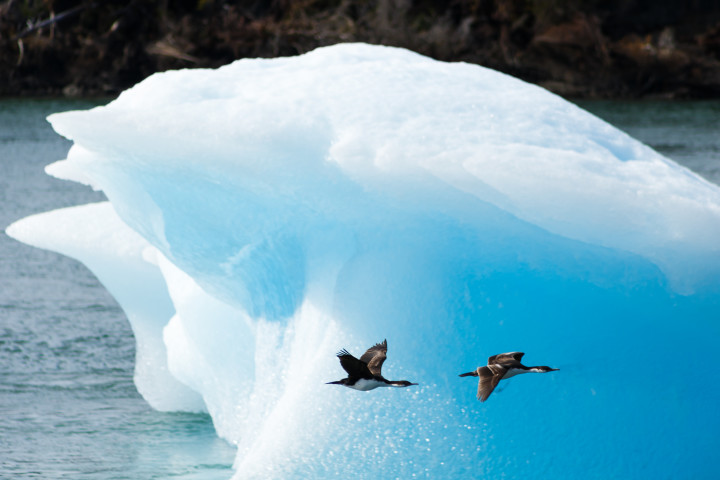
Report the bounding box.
[459,352,558,402]
[327,339,418,390]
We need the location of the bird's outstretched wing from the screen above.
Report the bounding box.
[487,352,524,365]
[477,365,505,402]
[336,349,373,379]
[359,339,387,376]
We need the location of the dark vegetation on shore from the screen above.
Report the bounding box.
[2,0,720,98]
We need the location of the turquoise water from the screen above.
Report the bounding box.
[1,98,718,479]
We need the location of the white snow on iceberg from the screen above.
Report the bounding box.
[7,43,720,479]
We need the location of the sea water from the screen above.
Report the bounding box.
[2,93,718,479]
[1,99,235,479]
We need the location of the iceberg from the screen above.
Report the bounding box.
[7,43,720,479]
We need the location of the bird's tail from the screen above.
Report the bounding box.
[326,380,343,385]
[458,371,478,377]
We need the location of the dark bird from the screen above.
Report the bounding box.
[327,339,418,391]
[459,352,558,402]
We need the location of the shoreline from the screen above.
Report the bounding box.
[2,1,720,99]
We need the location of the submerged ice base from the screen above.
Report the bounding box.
[7,44,720,479]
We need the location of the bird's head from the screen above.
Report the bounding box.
[391,380,418,387]
[535,366,559,373]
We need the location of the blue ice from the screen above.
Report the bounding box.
[7,43,720,479]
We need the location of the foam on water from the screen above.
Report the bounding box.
[7,44,720,478]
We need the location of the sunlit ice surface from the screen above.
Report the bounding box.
[7,43,720,478]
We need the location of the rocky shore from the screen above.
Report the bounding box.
[2,0,720,99]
